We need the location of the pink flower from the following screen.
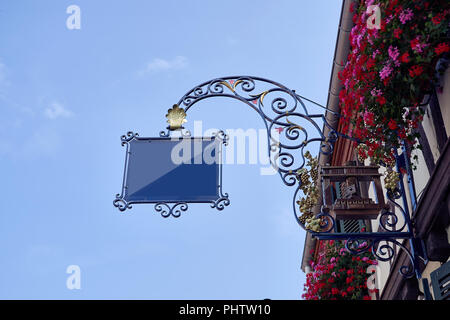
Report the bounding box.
[360,96,365,105]
[372,49,380,59]
[356,34,365,49]
[385,14,394,24]
[410,37,428,53]
[388,46,400,67]
[379,64,393,80]
[358,241,368,249]
[363,111,375,126]
[399,8,413,24]
[370,88,382,97]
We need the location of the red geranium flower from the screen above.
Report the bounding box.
[400,52,410,63]
[409,65,423,77]
[377,96,386,106]
[432,13,444,25]
[393,28,403,39]
[366,58,376,70]
[388,119,397,130]
[432,16,442,25]
[410,38,420,50]
[435,43,450,56]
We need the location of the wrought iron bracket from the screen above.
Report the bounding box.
[116,75,427,280]
[168,75,427,279]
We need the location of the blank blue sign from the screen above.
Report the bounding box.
[123,137,222,203]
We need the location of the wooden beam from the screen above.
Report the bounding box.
[429,89,448,152]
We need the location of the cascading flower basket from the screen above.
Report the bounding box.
[339,0,449,172]
[302,240,378,300]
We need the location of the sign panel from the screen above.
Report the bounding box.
[114,132,228,213]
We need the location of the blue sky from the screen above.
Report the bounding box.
[0,1,342,299]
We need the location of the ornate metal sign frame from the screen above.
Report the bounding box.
[114,131,230,218]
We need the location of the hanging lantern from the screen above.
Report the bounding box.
[320,161,388,220]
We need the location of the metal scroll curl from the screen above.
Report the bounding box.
[378,186,409,233]
[113,196,131,212]
[345,238,417,278]
[211,194,230,211]
[155,202,188,218]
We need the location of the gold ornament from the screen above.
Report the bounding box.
[166,104,187,130]
[296,152,321,231]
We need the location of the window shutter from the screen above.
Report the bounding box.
[334,182,365,233]
[430,261,450,300]
[335,182,342,199]
[339,219,365,233]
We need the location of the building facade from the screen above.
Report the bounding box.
[301,0,450,300]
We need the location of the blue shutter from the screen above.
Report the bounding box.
[430,261,450,300]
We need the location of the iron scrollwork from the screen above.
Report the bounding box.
[176,76,350,226]
[155,202,188,218]
[345,237,417,279]
[114,75,425,279]
[173,75,425,279]
[177,76,345,189]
